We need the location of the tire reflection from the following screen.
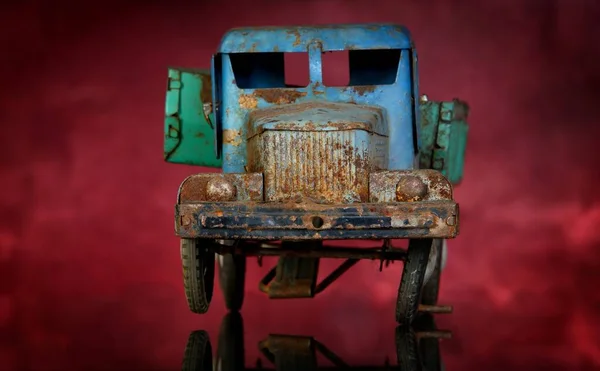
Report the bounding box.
[182,312,449,371]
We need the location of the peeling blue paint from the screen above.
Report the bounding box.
[218,24,413,53]
[212,24,420,174]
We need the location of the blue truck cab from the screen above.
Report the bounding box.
[165,24,469,324]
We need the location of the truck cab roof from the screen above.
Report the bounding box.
[217,23,414,53]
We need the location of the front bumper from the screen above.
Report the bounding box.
[175,169,459,240]
[176,201,458,240]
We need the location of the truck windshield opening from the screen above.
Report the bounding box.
[229,48,402,89]
[322,49,402,87]
[230,52,310,89]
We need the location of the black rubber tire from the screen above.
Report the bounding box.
[414,314,443,371]
[395,325,420,371]
[395,239,433,324]
[421,239,443,306]
[182,330,213,371]
[180,238,215,314]
[216,312,245,371]
[217,252,246,311]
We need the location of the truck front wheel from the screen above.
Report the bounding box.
[395,238,435,324]
[180,238,215,314]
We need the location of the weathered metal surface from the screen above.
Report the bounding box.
[268,243,320,298]
[256,246,364,299]
[246,101,388,137]
[175,201,458,240]
[206,177,237,201]
[419,99,469,184]
[267,277,318,298]
[177,173,263,203]
[216,244,408,260]
[164,68,221,167]
[218,37,416,174]
[369,169,453,203]
[245,102,388,204]
[218,24,413,53]
[418,304,453,314]
[396,176,428,202]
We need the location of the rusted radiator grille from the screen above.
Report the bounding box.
[251,130,371,203]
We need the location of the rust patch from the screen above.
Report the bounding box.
[312,81,324,95]
[286,30,302,46]
[179,176,209,202]
[369,170,453,203]
[239,94,258,109]
[249,101,320,123]
[257,120,374,133]
[248,101,379,124]
[178,173,263,204]
[353,85,376,96]
[254,89,307,105]
[175,201,459,240]
[223,129,243,146]
[195,132,205,138]
[396,176,428,202]
[199,73,212,103]
[255,130,370,204]
[427,171,453,199]
[206,178,237,202]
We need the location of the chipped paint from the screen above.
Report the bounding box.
[177,173,263,203]
[175,199,458,240]
[254,89,307,105]
[238,94,258,109]
[219,46,416,173]
[218,24,413,53]
[244,102,389,204]
[351,85,377,96]
[223,129,243,146]
[369,170,453,203]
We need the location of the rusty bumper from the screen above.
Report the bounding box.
[175,200,458,240]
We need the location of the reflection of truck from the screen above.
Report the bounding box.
[164,24,469,324]
[182,312,450,371]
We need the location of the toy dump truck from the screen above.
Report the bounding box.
[164,24,469,324]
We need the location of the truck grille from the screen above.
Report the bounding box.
[249,130,375,203]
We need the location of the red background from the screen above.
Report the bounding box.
[1,0,600,369]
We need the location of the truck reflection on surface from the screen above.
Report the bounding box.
[182,312,450,371]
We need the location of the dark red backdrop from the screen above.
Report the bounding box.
[1,0,599,370]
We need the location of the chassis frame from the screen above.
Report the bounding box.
[177,169,457,324]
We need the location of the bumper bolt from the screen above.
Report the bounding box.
[396,176,428,202]
[206,177,237,201]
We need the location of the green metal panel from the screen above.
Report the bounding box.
[419,99,469,185]
[164,68,222,168]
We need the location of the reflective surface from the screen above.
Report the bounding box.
[183,312,449,371]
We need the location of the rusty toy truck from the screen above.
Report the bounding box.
[164,24,469,324]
